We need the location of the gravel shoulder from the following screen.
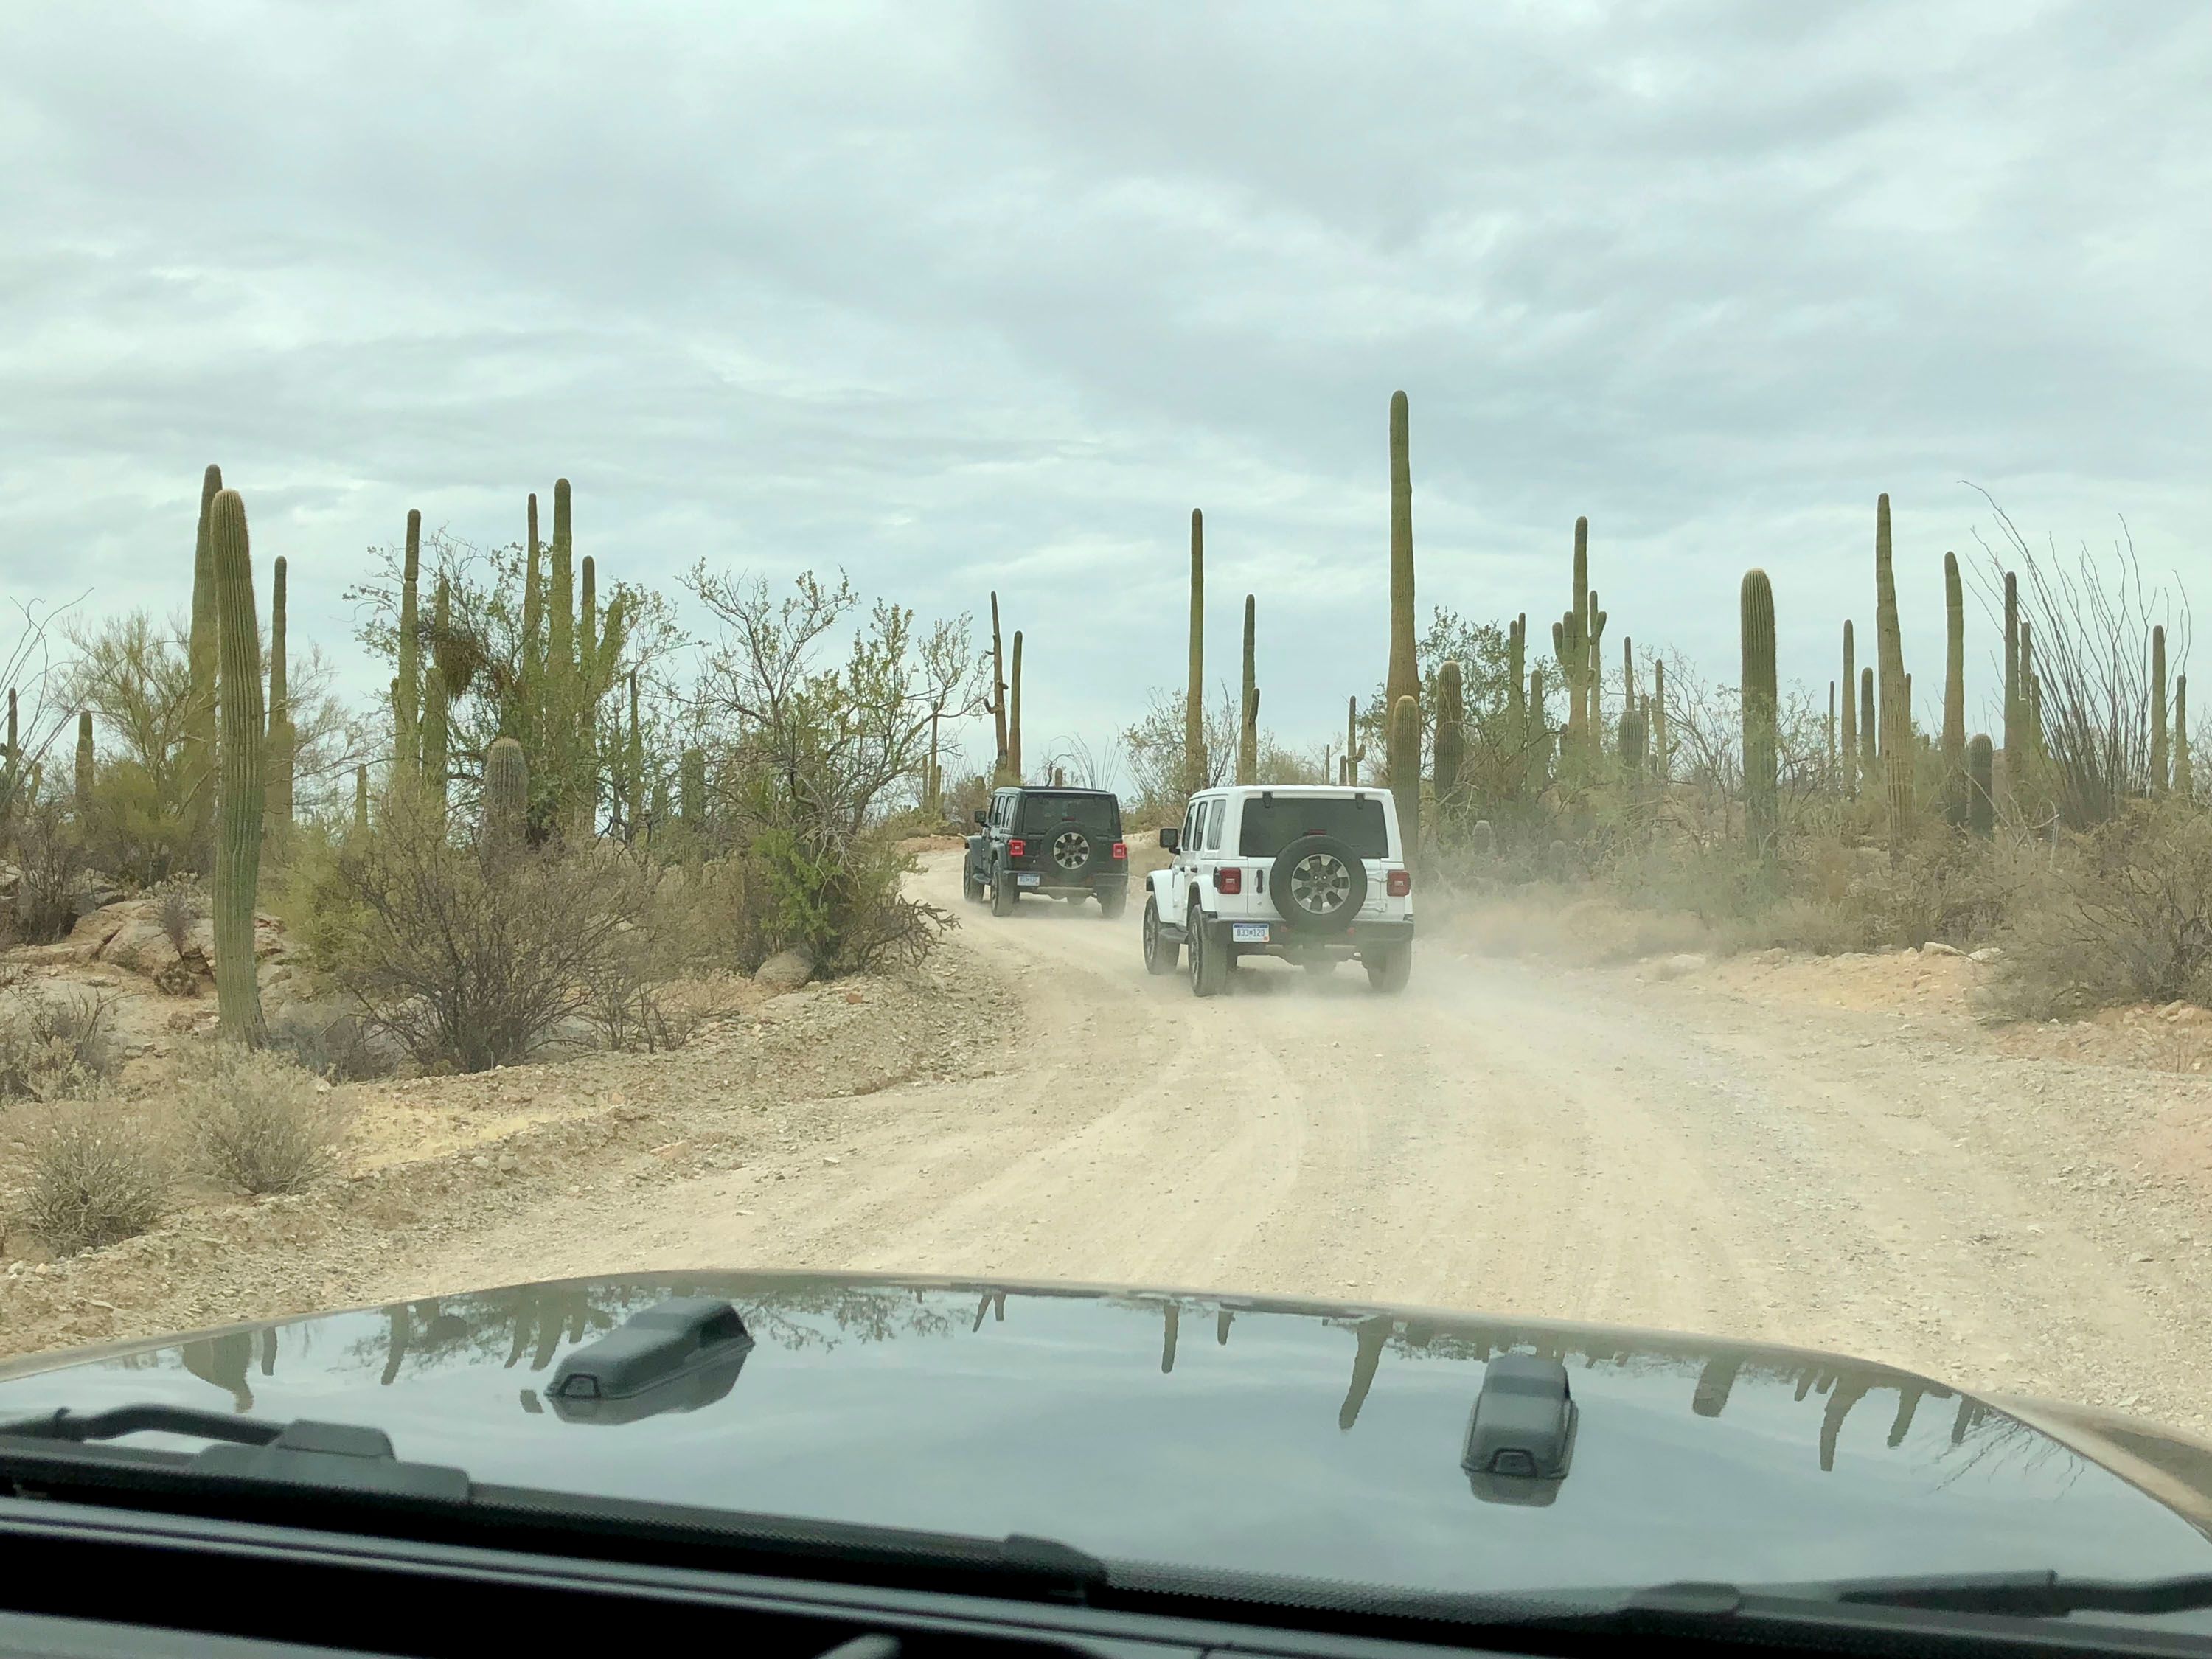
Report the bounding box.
[9,850,2211,1438]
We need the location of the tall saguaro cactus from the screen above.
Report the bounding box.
[1740,569,1778,849]
[1386,391,1416,722]
[74,708,93,814]
[266,554,293,829]
[1237,594,1258,785]
[1343,694,1364,785]
[1874,494,1911,847]
[549,479,575,722]
[1967,736,1995,836]
[988,591,1008,782]
[208,490,266,1045]
[1552,517,1606,768]
[1840,620,1858,798]
[1860,669,1877,771]
[1186,509,1205,797]
[1433,658,1464,806]
[1941,552,1966,827]
[1009,629,1024,783]
[1388,694,1419,878]
[395,509,423,778]
[522,493,543,686]
[1651,658,1669,781]
[184,464,223,864]
[2152,625,2170,796]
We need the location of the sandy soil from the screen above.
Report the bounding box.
[371,854,2212,1434]
[8,851,2211,1437]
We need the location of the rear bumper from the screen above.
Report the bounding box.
[1000,868,1128,895]
[1192,915,1413,956]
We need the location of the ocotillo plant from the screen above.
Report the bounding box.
[1942,552,1966,827]
[2179,675,2194,801]
[1840,620,1858,798]
[208,489,265,1045]
[484,735,529,854]
[74,711,93,810]
[1433,658,1464,806]
[1388,694,1419,877]
[2152,625,2170,795]
[1009,629,1024,783]
[0,688,14,832]
[1740,570,1777,849]
[1967,735,1995,836]
[267,554,293,828]
[988,591,1008,782]
[1186,509,1204,798]
[2003,571,2020,806]
[1386,391,1416,722]
[396,509,422,777]
[184,464,223,864]
[1238,595,1258,785]
[1873,495,1911,847]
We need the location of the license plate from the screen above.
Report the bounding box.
[1231,923,1270,943]
[1016,873,1043,886]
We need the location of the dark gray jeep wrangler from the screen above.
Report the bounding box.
[964,787,1129,918]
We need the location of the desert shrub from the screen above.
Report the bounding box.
[1990,801,2212,1019]
[177,1044,345,1194]
[316,793,661,1073]
[0,986,119,1102]
[7,801,96,945]
[15,1103,170,1254]
[1820,829,2017,952]
[262,1001,397,1082]
[153,879,203,958]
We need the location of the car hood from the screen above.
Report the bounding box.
[1,1270,2209,1601]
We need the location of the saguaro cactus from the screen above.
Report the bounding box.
[1552,517,1605,766]
[1942,552,1966,827]
[1186,509,1204,797]
[208,489,266,1045]
[1386,391,1416,721]
[1388,694,1420,877]
[2177,675,2194,801]
[396,509,422,777]
[74,712,93,810]
[184,464,223,863]
[1237,595,1258,785]
[421,575,451,807]
[1343,694,1364,785]
[2152,625,2170,795]
[1433,658,1464,805]
[1967,735,1995,836]
[1650,658,1669,780]
[484,735,529,853]
[1009,629,1024,783]
[1860,668,1877,772]
[1740,569,1778,849]
[1840,620,1858,798]
[1874,495,1911,846]
[988,591,1008,782]
[522,493,543,684]
[267,554,293,828]
[681,746,706,830]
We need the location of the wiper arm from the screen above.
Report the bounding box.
[1780,1569,2212,1618]
[0,1403,470,1499]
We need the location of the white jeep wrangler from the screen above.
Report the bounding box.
[1140,785,1414,997]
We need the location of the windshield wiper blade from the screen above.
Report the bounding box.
[0,1404,1110,1603]
[1614,1571,2212,1623]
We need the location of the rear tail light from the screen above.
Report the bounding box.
[1110,841,1127,860]
[1212,866,1243,894]
[1385,869,1412,897]
[1008,838,1026,858]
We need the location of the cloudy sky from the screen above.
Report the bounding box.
[7,0,2209,776]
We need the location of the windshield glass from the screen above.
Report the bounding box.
[7,4,2208,1633]
[1238,796,1388,859]
[1019,793,1119,835]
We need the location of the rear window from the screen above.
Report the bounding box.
[1018,793,1120,835]
[1238,796,1388,859]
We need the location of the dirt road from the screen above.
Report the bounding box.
[378,852,2212,1434]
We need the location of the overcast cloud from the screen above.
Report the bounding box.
[6,0,2211,773]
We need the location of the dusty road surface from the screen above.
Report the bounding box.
[378,851,2212,1434]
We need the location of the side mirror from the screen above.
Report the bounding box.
[973,810,989,827]
[1158,827,1180,853]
